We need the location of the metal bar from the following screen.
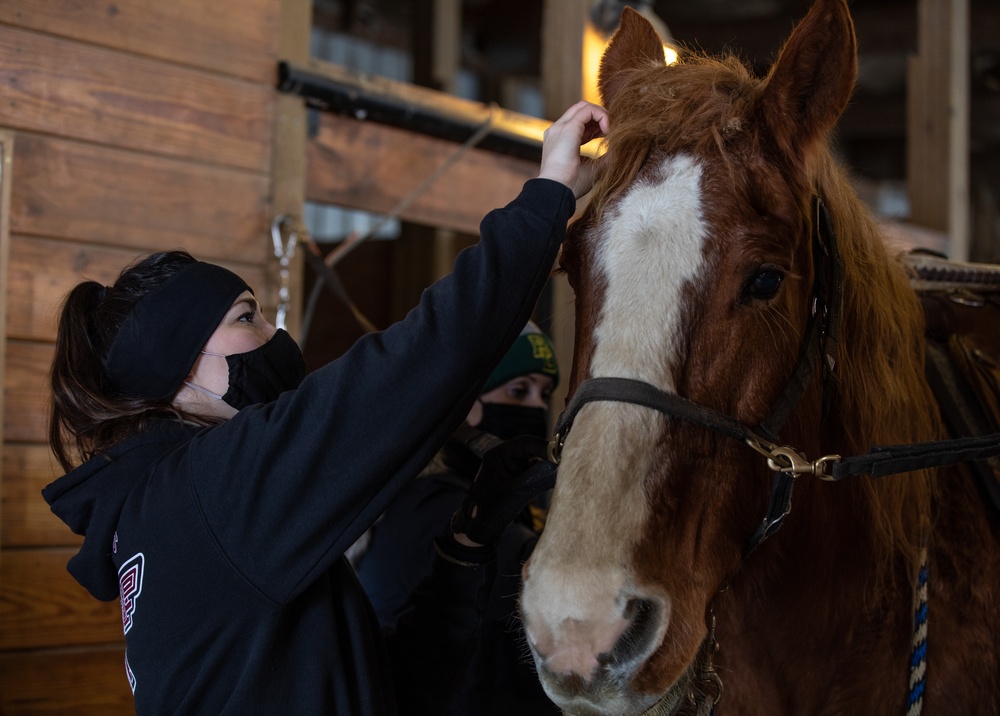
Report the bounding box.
[277,59,548,162]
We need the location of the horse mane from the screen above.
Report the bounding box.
[813,154,937,587]
[585,49,937,588]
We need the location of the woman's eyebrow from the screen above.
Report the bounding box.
[231,296,259,313]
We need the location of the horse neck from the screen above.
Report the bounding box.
[712,461,916,711]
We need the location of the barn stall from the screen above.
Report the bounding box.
[0,0,998,712]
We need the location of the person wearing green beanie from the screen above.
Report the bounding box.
[353,321,562,715]
[465,321,559,441]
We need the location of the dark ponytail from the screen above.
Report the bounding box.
[49,251,223,471]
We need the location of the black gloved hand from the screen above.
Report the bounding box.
[450,435,557,547]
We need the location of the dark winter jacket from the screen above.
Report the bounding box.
[356,436,561,715]
[42,179,575,715]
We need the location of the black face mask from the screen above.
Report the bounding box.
[191,329,306,410]
[476,402,550,441]
[221,329,305,410]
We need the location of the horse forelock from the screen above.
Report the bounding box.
[590,53,763,223]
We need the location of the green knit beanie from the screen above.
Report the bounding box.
[482,322,560,394]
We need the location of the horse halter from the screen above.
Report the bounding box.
[549,193,1000,548]
[546,194,946,715]
[550,195,843,556]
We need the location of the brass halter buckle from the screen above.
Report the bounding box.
[745,436,841,481]
[547,431,566,465]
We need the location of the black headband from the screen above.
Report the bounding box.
[104,261,251,400]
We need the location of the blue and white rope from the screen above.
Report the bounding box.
[906,548,928,716]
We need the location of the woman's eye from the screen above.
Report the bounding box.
[749,268,784,301]
[239,311,256,323]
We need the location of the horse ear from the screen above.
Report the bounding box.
[599,7,667,107]
[758,0,857,156]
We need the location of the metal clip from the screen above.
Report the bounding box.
[270,215,300,331]
[687,612,724,714]
[547,431,566,465]
[745,437,841,480]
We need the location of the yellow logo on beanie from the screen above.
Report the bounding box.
[527,334,558,375]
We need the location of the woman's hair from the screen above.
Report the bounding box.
[49,250,225,471]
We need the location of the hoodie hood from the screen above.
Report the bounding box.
[42,422,198,601]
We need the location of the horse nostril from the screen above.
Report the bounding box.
[606,598,661,667]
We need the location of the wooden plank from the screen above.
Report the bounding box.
[10,134,271,265]
[306,113,537,236]
[3,341,52,445]
[0,646,133,714]
[0,132,13,541]
[541,0,588,118]
[541,0,589,426]
[268,0,312,338]
[0,548,123,650]
[0,0,279,84]
[907,0,970,258]
[6,235,272,343]
[0,26,274,173]
[3,443,84,548]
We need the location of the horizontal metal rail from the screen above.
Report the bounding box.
[277,59,550,162]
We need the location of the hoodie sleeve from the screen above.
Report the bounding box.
[178,178,575,604]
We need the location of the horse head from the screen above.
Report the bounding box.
[520,1,937,714]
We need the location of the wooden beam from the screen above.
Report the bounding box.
[6,235,270,343]
[907,0,970,258]
[0,0,279,83]
[9,134,270,266]
[0,646,133,714]
[279,59,551,161]
[0,548,123,649]
[270,0,313,338]
[414,0,465,286]
[2,443,80,546]
[0,131,12,554]
[305,112,538,235]
[0,26,274,173]
[541,0,589,417]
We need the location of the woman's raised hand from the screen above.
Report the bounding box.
[537,100,609,199]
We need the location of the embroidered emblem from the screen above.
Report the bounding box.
[527,334,558,375]
[118,553,144,635]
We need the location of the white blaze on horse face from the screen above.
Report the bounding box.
[523,155,708,688]
[590,154,706,386]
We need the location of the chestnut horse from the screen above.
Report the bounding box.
[520,1,1000,714]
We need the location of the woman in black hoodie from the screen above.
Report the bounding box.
[42,100,608,715]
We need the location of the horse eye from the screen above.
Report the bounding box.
[748,268,784,301]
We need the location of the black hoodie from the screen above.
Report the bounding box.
[43,179,575,715]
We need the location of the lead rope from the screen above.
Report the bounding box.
[906,546,928,716]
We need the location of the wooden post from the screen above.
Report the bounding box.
[415,0,464,284]
[0,131,12,563]
[272,0,312,337]
[542,0,589,415]
[907,0,970,259]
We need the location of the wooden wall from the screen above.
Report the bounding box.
[0,2,547,712]
[0,1,282,711]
